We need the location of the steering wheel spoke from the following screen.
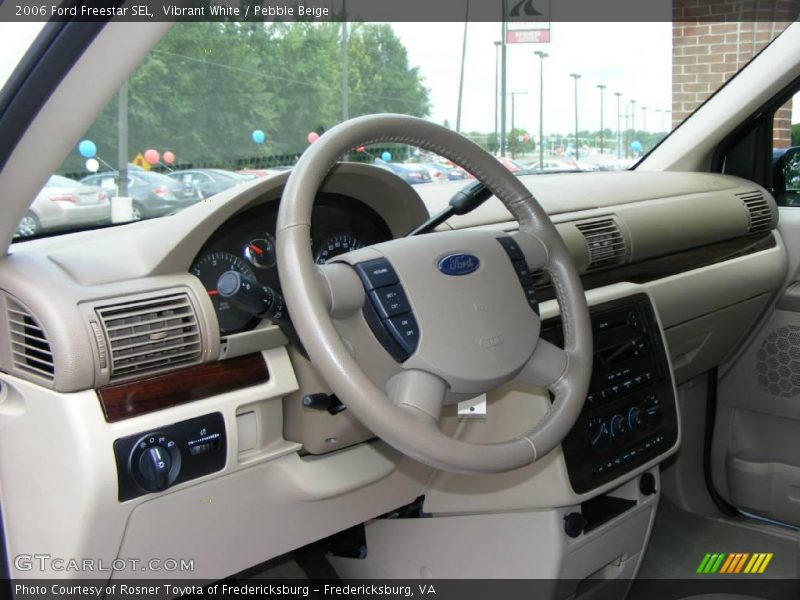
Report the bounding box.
[514,339,569,390]
[386,369,448,426]
[315,262,365,319]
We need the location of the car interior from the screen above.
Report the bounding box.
[2,8,800,600]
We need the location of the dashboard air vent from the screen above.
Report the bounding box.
[737,191,772,232]
[6,297,54,382]
[96,293,202,379]
[576,218,627,270]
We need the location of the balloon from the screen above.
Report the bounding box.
[78,140,97,158]
[163,151,175,165]
[630,141,643,154]
[356,146,366,153]
[381,151,392,162]
[252,129,266,144]
[85,158,99,173]
[307,131,320,144]
[144,149,160,165]
[522,134,530,143]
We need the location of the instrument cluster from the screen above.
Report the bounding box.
[190,193,393,335]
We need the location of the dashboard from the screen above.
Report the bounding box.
[189,192,395,335]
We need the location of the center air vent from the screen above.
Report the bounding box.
[6,296,54,382]
[737,190,773,232]
[96,293,202,379]
[575,218,627,270]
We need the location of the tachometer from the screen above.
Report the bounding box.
[190,251,259,334]
[314,234,364,264]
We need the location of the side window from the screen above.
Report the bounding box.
[772,92,800,207]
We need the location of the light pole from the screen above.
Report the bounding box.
[494,41,501,154]
[614,92,622,159]
[570,73,581,160]
[597,84,606,156]
[500,0,508,157]
[666,109,672,131]
[630,99,636,136]
[535,50,548,170]
[510,90,528,159]
[656,108,663,132]
[641,106,647,133]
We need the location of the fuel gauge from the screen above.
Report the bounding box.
[243,234,276,269]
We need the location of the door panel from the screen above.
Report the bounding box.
[715,210,800,525]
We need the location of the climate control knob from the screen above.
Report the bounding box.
[609,414,627,438]
[627,406,642,430]
[588,417,612,452]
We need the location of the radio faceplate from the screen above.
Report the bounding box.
[541,293,677,494]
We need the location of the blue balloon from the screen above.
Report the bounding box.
[381,151,392,162]
[631,141,643,154]
[78,140,97,158]
[252,129,266,144]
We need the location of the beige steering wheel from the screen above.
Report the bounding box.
[276,114,592,474]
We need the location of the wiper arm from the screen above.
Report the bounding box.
[407,180,494,236]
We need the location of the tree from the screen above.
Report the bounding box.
[60,22,430,174]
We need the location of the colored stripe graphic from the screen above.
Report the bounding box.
[734,553,750,573]
[697,552,772,574]
[719,553,736,574]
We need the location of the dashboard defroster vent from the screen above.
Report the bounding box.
[96,293,202,379]
[737,191,772,232]
[6,297,54,382]
[576,218,627,270]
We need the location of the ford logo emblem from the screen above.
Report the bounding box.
[437,254,480,276]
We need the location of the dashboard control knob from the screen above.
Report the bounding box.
[609,414,627,438]
[588,417,611,452]
[138,446,171,490]
[563,512,586,538]
[129,434,181,493]
[627,406,642,430]
[640,472,657,496]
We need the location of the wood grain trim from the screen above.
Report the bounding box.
[98,353,268,423]
[535,231,776,302]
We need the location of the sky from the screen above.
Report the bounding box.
[391,22,674,136]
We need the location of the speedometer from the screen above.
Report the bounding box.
[314,234,364,264]
[190,251,259,334]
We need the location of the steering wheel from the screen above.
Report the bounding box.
[276,114,592,474]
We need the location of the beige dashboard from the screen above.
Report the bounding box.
[0,164,788,579]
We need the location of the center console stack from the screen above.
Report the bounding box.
[540,293,678,494]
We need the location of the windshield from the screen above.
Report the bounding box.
[5,16,787,239]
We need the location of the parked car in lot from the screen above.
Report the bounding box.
[168,168,254,199]
[237,166,294,178]
[81,169,199,220]
[16,174,109,238]
[421,161,468,181]
[374,160,432,184]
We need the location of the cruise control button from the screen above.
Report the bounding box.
[369,285,411,318]
[384,313,420,354]
[353,258,399,290]
[512,261,534,287]
[496,236,524,261]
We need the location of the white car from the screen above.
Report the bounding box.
[16,174,109,237]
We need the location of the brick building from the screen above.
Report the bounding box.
[672,1,796,146]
